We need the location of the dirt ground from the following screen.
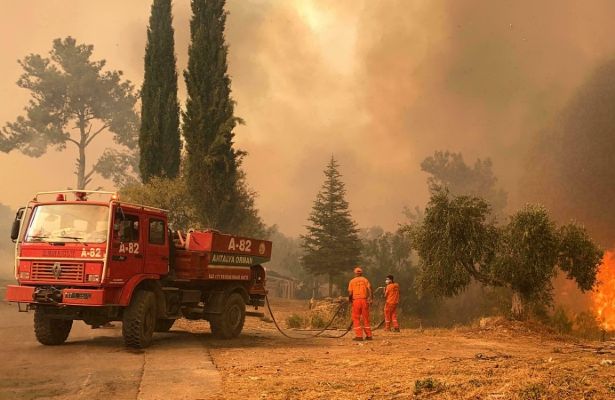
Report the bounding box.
[2,290,614,399]
[190,298,615,400]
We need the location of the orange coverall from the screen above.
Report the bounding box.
[384,282,400,330]
[348,276,372,338]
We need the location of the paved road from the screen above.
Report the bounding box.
[0,296,221,400]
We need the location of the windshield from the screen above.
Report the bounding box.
[25,204,109,243]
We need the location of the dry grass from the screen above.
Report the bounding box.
[176,297,615,400]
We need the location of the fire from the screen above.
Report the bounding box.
[591,250,615,331]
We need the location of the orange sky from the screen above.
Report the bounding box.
[2,0,615,236]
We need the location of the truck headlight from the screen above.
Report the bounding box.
[87,274,100,282]
[19,272,30,279]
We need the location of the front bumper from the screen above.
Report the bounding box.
[5,285,106,306]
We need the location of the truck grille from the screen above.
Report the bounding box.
[31,262,85,282]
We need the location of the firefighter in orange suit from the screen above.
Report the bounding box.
[348,266,373,341]
[384,274,400,332]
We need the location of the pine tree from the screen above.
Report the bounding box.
[301,157,362,296]
[139,0,181,182]
[183,0,244,231]
[0,37,138,189]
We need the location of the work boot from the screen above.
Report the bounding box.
[392,328,400,332]
[365,336,373,341]
[352,337,363,341]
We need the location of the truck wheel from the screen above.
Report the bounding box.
[210,293,245,339]
[154,319,175,332]
[122,290,156,348]
[34,309,72,345]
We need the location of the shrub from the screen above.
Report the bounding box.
[310,313,327,329]
[518,383,545,400]
[574,311,602,340]
[414,378,445,395]
[286,314,304,329]
[550,307,572,334]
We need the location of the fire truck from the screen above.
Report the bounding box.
[5,190,271,348]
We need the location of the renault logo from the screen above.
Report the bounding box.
[52,262,62,279]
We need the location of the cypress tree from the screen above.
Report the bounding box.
[183,0,243,231]
[140,0,181,182]
[301,157,362,296]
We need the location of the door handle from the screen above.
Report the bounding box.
[135,254,143,259]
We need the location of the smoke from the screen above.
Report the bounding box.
[2,1,615,237]
[522,59,615,246]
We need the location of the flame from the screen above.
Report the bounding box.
[591,250,615,331]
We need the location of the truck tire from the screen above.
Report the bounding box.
[210,293,245,339]
[34,309,72,345]
[154,319,175,332]
[122,290,156,348]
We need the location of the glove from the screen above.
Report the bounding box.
[348,294,353,303]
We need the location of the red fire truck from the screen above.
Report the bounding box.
[5,190,271,348]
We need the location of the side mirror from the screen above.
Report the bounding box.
[11,208,25,242]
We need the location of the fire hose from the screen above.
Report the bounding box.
[264,295,385,339]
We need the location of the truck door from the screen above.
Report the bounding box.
[107,210,143,284]
[144,215,169,275]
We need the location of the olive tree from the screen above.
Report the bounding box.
[411,189,603,319]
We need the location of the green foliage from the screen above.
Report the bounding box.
[421,151,507,216]
[120,173,265,237]
[183,0,248,232]
[1,37,139,189]
[557,223,603,291]
[140,0,181,182]
[309,314,327,329]
[301,157,362,295]
[494,205,559,303]
[411,190,602,317]
[285,314,303,329]
[414,378,445,395]
[411,189,498,298]
[120,177,195,230]
[230,170,267,237]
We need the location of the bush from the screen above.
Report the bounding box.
[310,314,327,329]
[574,311,602,340]
[286,314,304,329]
[550,307,572,334]
[414,378,445,395]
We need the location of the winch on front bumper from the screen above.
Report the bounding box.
[6,285,106,306]
[33,286,63,303]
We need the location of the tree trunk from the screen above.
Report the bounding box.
[76,114,87,189]
[76,143,86,189]
[511,291,525,320]
[312,277,319,299]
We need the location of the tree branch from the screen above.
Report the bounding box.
[66,137,80,147]
[84,168,96,182]
[85,124,108,146]
[461,261,508,288]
